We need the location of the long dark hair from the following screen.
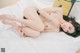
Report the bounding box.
[60,15,80,37]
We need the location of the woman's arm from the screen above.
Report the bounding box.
[38,9,60,28]
[40,7,66,23]
[42,7,62,13]
[42,7,64,20]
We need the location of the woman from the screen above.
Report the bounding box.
[0,6,80,37]
[0,6,44,37]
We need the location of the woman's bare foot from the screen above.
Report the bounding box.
[16,26,40,37]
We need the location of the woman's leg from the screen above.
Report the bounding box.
[23,6,44,30]
[23,6,43,23]
[2,19,40,37]
[0,14,44,31]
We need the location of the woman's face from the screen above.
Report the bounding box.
[61,21,75,33]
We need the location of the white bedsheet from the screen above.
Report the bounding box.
[0,0,80,53]
[0,29,80,53]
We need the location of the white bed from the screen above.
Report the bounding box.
[0,0,80,53]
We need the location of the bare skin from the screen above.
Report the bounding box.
[1,18,41,37]
[0,7,44,37]
[0,7,64,37]
[39,7,63,32]
[0,6,75,37]
[39,7,75,33]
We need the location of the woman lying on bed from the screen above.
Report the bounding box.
[0,6,80,37]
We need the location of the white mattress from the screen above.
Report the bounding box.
[0,0,80,53]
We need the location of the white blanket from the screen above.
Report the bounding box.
[0,0,80,53]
